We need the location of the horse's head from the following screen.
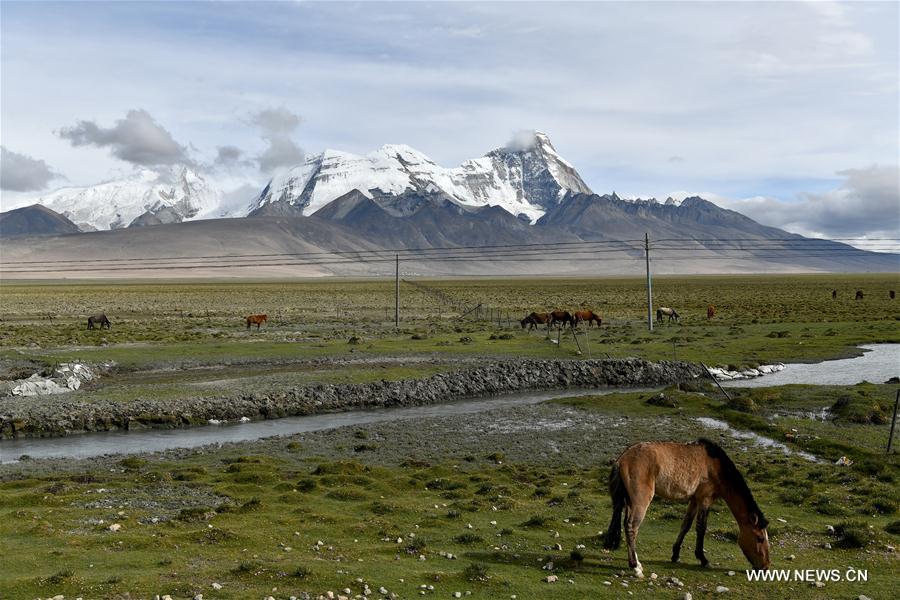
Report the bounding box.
[520,317,529,329]
[737,513,770,571]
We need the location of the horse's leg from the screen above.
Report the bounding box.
[671,497,698,562]
[625,489,653,578]
[694,500,712,567]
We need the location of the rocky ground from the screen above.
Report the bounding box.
[0,358,704,439]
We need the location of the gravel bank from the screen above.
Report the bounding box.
[0,358,703,439]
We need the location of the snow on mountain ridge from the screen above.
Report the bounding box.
[250,131,593,222]
[33,167,221,231]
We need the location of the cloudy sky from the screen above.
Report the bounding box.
[1,1,897,242]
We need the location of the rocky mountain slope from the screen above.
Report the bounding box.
[0,204,81,237]
[249,131,592,222]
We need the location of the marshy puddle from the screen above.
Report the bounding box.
[696,417,819,462]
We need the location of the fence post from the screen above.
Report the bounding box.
[700,362,732,403]
[888,389,900,453]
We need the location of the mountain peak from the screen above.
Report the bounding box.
[251,133,593,222]
[31,165,221,231]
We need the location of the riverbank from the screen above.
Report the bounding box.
[0,358,703,439]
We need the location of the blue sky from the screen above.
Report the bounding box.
[1,1,898,240]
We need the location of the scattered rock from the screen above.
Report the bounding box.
[544,575,558,583]
[715,586,729,593]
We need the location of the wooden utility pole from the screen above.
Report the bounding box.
[395,255,400,328]
[645,232,653,331]
[888,389,900,453]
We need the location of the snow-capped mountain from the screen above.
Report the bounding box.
[33,167,222,231]
[249,131,592,222]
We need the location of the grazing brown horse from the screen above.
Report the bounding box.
[573,310,602,328]
[707,304,716,320]
[246,314,268,330]
[890,290,896,300]
[87,314,111,330]
[520,312,551,331]
[549,310,576,329]
[831,289,837,300]
[656,307,679,323]
[603,439,770,577]
[855,290,864,301]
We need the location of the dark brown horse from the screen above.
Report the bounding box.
[831,289,837,300]
[87,314,111,330]
[604,439,770,577]
[246,314,268,330]
[855,290,864,301]
[549,310,575,329]
[890,290,896,300]
[707,304,716,320]
[520,312,551,331]
[573,310,602,328]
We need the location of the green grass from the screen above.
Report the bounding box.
[2,275,899,598]
[2,409,898,599]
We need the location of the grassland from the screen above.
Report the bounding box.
[1,382,898,599]
[1,274,897,376]
[1,274,898,599]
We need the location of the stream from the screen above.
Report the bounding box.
[2,344,896,464]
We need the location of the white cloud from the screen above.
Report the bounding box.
[57,109,191,167]
[0,146,61,191]
[697,165,900,242]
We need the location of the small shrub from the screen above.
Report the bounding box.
[522,515,551,528]
[726,394,758,413]
[883,520,900,535]
[570,549,584,562]
[44,569,74,585]
[296,478,317,492]
[239,497,261,512]
[293,566,312,579]
[326,489,368,502]
[455,532,483,544]
[463,562,490,582]
[370,501,396,515]
[119,457,146,470]
[177,506,215,522]
[833,522,873,548]
[427,478,465,491]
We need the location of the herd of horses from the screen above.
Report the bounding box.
[520,306,695,330]
[520,309,601,331]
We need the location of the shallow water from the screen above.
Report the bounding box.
[695,417,819,462]
[721,344,899,387]
[0,386,656,463]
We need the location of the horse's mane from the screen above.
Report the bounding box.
[697,438,767,528]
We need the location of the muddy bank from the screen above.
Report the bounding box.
[0,358,703,439]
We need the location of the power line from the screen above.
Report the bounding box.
[4,236,896,270]
[2,248,896,274]
[6,238,646,266]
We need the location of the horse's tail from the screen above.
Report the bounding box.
[603,463,628,550]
